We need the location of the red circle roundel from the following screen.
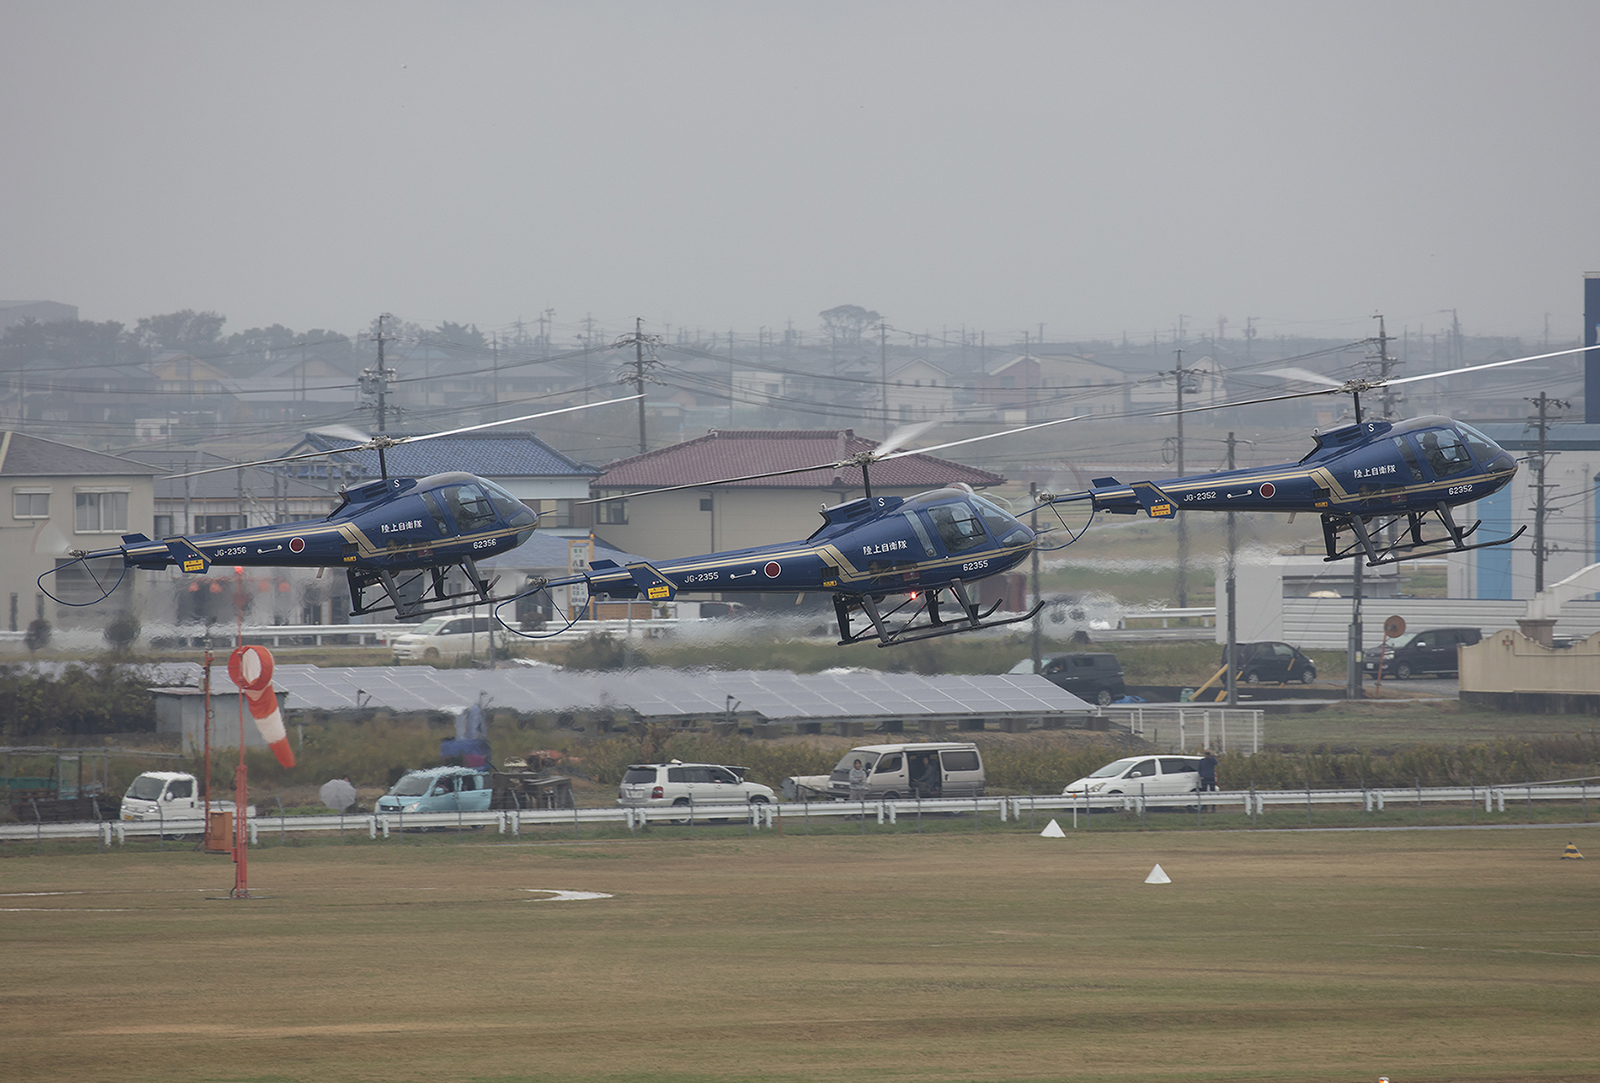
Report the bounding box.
[289,537,305,553]
[1259,482,1276,499]
[764,561,781,578]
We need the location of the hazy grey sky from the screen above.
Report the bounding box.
[5,1,1597,346]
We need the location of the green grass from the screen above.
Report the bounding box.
[3,831,1598,1082]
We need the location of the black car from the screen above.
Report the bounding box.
[1364,627,1481,679]
[1013,652,1126,706]
[1225,642,1317,684]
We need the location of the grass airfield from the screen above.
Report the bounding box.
[4,828,1598,1083]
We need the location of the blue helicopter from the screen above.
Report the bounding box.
[515,417,1088,646]
[1043,345,1597,566]
[41,399,636,620]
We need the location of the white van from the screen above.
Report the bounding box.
[827,742,985,801]
[392,615,508,662]
[1062,755,1203,799]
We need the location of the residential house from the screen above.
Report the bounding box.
[0,431,157,635]
[884,358,957,424]
[975,352,1127,422]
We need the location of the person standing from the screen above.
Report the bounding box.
[848,758,868,803]
[1198,749,1218,792]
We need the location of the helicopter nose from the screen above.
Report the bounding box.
[510,502,538,545]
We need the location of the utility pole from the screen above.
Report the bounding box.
[1224,432,1238,706]
[613,317,661,454]
[538,308,553,360]
[1030,481,1042,675]
[879,321,890,440]
[1526,392,1569,592]
[362,313,396,476]
[1172,348,1188,609]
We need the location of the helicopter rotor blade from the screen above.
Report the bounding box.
[871,420,937,458]
[579,412,1095,505]
[1382,344,1598,387]
[1147,344,1600,420]
[1259,366,1344,387]
[577,458,862,504]
[164,395,643,480]
[875,412,1093,462]
[391,394,643,444]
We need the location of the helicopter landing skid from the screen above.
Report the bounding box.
[835,580,1047,647]
[1321,506,1528,567]
[346,562,503,620]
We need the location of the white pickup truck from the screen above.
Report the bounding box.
[120,771,253,824]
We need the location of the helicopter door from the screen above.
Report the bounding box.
[420,491,453,536]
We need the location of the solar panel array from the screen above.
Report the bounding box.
[182,664,1092,721]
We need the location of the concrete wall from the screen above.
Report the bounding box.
[1459,626,1600,712]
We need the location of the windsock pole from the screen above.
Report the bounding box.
[233,702,248,898]
[225,643,295,898]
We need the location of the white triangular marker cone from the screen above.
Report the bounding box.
[1145,863,1171,884]
[1040,819,1065,837]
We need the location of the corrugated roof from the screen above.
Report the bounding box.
[300,430,599,480]
[595,430,1004,490]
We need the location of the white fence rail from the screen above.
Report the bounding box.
[1097,706,1263,753]
[5,783,1597,845]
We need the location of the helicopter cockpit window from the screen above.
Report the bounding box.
[926,502,988,554]
[1416,429,1473,479]
[480,479,529,522]
[972,495,1031,548]
[1456,423,1500,466]
[443,484,498,531]
[419,491,452,535]
[1392,436,1425,481]
[898,509,938,557]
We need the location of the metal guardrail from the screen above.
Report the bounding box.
[1008,782,1599,820]
[4,783,1596,844]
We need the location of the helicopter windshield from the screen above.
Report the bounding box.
[480,479,530,521]
[1414,428,1474,479]
[1455,422,1503,466]
[442,483,499,531]
[971,494,1032,548]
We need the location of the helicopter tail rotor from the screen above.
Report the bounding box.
[38,546,133,607]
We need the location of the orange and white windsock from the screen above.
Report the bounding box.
[227,645,295,768]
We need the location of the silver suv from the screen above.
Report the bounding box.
[616,762,775,820]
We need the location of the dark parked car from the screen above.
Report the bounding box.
[1012,653,1126,706]
[1225,642,1317,684]
[1364,627,1481,679]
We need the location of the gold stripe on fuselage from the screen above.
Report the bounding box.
[191,521,526,561]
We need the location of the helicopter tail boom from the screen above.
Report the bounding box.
[1049,477,1176,518]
